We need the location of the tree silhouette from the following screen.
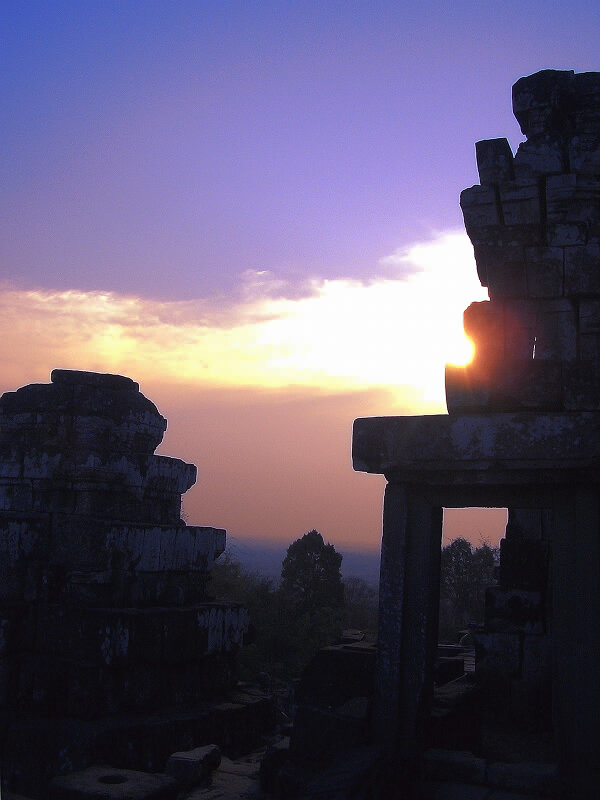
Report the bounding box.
[438,537,497,641]
[280,529,344,614]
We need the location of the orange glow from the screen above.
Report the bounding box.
[0,232,492,549]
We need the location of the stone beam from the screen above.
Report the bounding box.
[352,412,600,479]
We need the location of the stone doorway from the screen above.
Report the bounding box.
[430,506,555,768]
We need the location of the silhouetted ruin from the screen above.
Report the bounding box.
[0,370,274,797]
[354,69,600,798]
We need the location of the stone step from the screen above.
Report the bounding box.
[422,748,558,797]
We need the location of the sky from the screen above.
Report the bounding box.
[1,1,599,556]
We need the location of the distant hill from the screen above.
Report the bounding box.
[223,536,380,587]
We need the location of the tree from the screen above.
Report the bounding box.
[280,529,344,613]
[438,538,498,642]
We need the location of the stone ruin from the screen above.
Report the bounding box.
[0,370,267,796]
[448,68,600,413]
[353,69,600,798]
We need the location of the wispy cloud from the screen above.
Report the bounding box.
[0,230,486,405]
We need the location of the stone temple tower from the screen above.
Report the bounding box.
[448,69,600,413]
[352,70,600,798]
[0,370,251,794]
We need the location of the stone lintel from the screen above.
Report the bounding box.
[352,412,600,479]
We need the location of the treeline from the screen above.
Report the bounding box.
[209,531,498,681]
[208,530,378,682]
[438,537,498,643]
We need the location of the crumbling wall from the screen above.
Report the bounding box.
[448,69,600,732]
[447,69,600,412]
[0,370,248,721]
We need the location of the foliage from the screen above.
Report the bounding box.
[438,537,498,643]
[280,529,344,613]
[209,530,346,681]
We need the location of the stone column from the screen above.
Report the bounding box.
[552,487,600,797]
[374,483,442,762]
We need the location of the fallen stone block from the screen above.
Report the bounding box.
[166,743,221,788]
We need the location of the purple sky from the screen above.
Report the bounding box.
[4,1,598,300]
[1,3,598,553]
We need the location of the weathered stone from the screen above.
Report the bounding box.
[485,247,528,299]
[499,182,541,226]
[513,135,565,181]
[447,356,564,413]
[579,298,600,334]
[512,69,574,138]
[51,369,140,391]
[352,411,600,477]
[524,246,564,297]
[563,360,600,410]
[354,68,600,800]
[546,174,600,227]
[0,372,256,795]
[166,743,221,787]
[534,298,578,361]
[546,221,588,247]
[463,301,505,365]
[460,185,501,231]
[564,243,600,295]
[475,138,514,185]
[473,244,527,296]
[468,223,544,249]
[505,507,546,540]
[571,71,600,132]
[484,587,544,634]
[569,132,600,173]
[445,364,492,413]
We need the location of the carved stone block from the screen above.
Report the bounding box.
[513,135,565,181]
[460,185,500,231]
[564,243,600,295]
[569,133,600,174]
[475,138,514,184]
[546,174,600,227]
[512,69,574,138]
[524,246,564,297]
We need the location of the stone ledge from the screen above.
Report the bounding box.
[352,412,600,477]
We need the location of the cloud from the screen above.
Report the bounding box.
[379,230,476,278]
[0,230,485,405]
[0,230,493,548]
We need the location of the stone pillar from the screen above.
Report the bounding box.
[374,483,442,763]
[552,488,600,796]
